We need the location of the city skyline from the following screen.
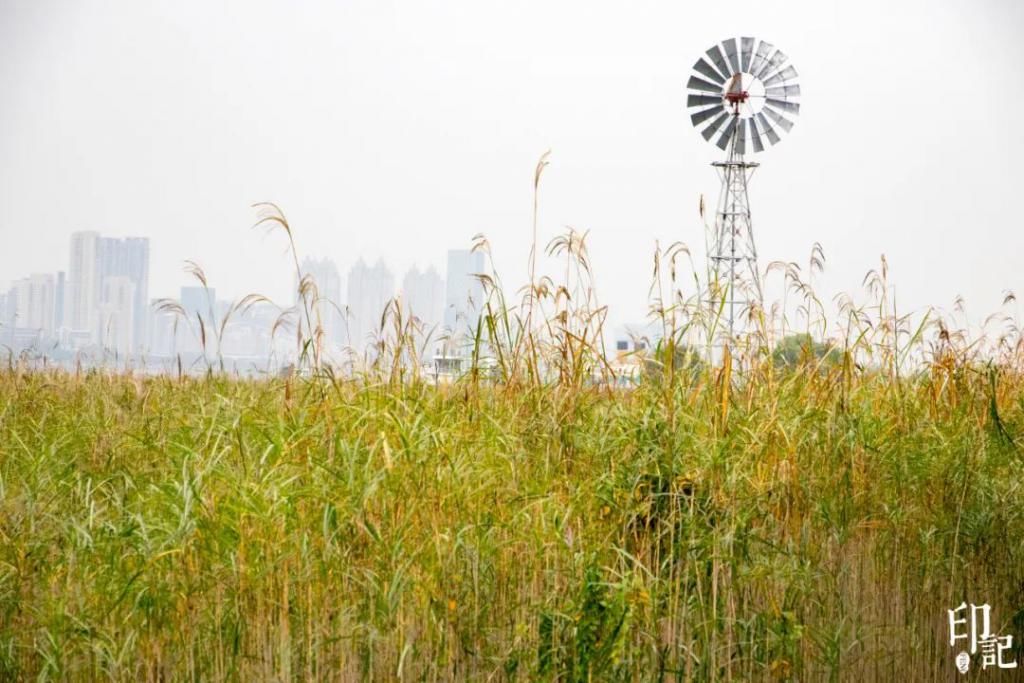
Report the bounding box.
[1,229,478,308]
[1,227,494,363]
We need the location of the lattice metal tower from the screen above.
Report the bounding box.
[685,36,801,338]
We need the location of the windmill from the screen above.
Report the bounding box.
[686,37,800,339]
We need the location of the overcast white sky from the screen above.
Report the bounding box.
[1,0,1022,332]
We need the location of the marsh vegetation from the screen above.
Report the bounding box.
[2,171,1023,680]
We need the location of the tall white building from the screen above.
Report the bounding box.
[297,257,344,349]
[65,232,149,351]
[8,273,56,335]
[401,265,444,342]
[98,237,150,351]
[99,276,135,355]
[67,231,100,335]
[346,258,394,350]
[444,249,485,339]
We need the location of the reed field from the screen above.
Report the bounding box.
[2,199,1024,681]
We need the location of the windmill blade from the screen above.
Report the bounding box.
[756,113,781,145]
[740,37,755,72]
[706,45,732,79]
[748,118,765,153]
[716,117,738,150]
[692,57,726,84]
[766,84,801,98]
[735,117,748,155]
[754,49,781,79]
[766,98,800,115]
[764,65,799,87]
[759,49,789,81]
[701,111,731,141]
[749,40,774,77]
[690,104,725,127]
[688,93,723,108]
[687,75,724,94]
[723,38,741,75]
[764,106,795,132]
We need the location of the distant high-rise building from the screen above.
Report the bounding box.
[99,276,135,355]
[8,273,56,335]
[444,249,485,339]
[98,237,150,351]
[54,271,65,332]
[65,232,149,351]
[67,231,100,335]
[296,257,344,349]
[346,258,394,350]
[402,265,444,341]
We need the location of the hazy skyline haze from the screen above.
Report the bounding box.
[1,0,1022,332]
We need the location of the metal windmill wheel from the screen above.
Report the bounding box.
[686,37,800,154]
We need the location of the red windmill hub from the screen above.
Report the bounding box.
[724,74,749,107]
